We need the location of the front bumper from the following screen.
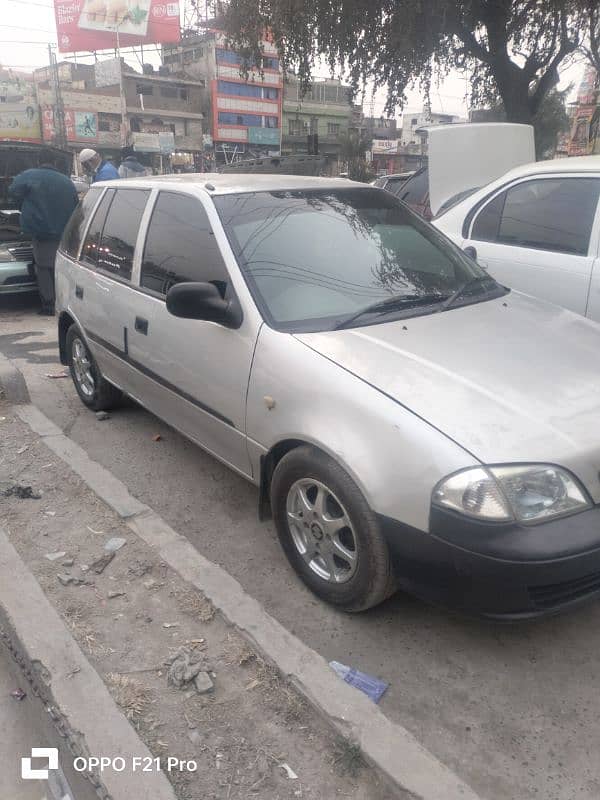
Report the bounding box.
[0,260,36,294]
[379,505,600,619]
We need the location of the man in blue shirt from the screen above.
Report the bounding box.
[79,148,119,182]
[9,162,78,315]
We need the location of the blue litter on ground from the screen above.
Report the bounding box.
[329,660,389,703]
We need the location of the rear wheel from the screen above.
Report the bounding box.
[66,325,122,411]
[271,446,396,611]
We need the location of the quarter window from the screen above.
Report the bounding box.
[60,187,102,259]
[472,178,600,256]
[97,189,149,280]
[80,189,115,267]
[141,192,229,297]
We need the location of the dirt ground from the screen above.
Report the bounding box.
[0,404,397,800]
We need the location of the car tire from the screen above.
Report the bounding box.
[271,446,396,612]
[66,324,122,411]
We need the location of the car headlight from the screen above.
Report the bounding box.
[433,464,591,524]
[0,246,15,262]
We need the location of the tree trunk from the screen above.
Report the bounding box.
[494,66,534,125]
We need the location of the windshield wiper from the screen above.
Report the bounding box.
[334,292,448,330]
[436,275,497,313]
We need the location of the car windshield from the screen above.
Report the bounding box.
[214,187,504,332]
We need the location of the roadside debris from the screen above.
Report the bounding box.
[10,688,26,701]
[108,590,126,599]
[104,536,126,553]
[95,411,110,421]
[61,558,74,567]
[44,511,56,517]
[280,763,299,780]
[152,434,162,442]
[2,484,40,500]
[57,573,75,586]
[86,526,103,535]
[89,552,115,574]
[329,660,389,703]
[166,645,207,689]
[16,446,29,454]
[44,551,67,562]
[162,622,179,629]
[45,371,69,379]
[193,671,214,694]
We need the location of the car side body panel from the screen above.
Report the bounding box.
[246,324,479,532]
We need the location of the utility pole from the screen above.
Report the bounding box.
[116,21,129,148]
[48,43,67,149]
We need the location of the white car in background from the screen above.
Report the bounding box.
[434,156,600,321]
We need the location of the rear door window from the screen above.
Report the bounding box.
[60,187,102,259]
[97,189,150,280]
[80,189,115,267]
[472,177,600,255]
[141,191,229,297]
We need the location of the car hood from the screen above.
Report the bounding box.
[296,292,600,501]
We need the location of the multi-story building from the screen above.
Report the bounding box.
[35,60,205,166]
[400,110,462,147]
[282,74,354,169]
[163,27,283,164]
[567,65,600,157]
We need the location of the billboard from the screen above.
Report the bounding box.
[0,105,42,143]
[248,127,280,146]
[53,0,181,53]
[42,107,98,142]
[94,57,121,88]
[371,139,398,154]
[0,72,41,142]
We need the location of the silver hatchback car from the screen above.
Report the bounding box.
[55,175,600,619]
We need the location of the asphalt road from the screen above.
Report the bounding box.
[2,295,600,800]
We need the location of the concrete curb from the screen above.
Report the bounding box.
[15,402,483,800]
[0,527,177,800]
[0,351,29,404]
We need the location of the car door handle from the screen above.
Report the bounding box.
[135,316,148,335]
[75,284,83,299]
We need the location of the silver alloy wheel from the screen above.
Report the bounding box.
[286,478,358,583]
[71,337,95,398]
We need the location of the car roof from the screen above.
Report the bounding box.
[497,155,600,181]
[94,173,367,195]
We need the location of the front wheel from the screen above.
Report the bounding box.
[271,446,396,612]
[66,325,122,411]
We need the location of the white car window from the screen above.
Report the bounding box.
[472,177,600,256]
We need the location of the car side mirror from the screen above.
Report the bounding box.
[463,245,478,261]
[166,282,242,328]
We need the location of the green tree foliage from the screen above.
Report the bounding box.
[223,0,583,124]
[337,129,372,181]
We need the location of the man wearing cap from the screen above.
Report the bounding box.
[79,148,119,182]
[9,160,78,315]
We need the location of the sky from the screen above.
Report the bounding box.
[0,0,587,121]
